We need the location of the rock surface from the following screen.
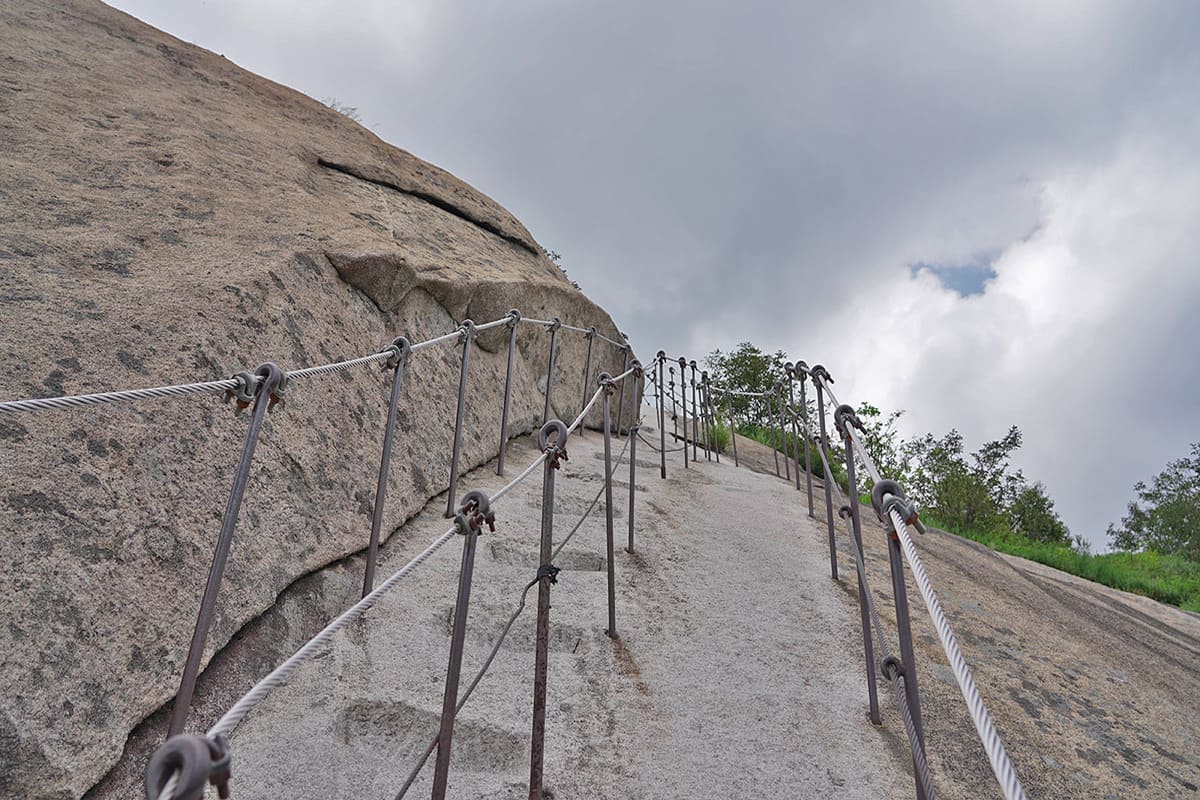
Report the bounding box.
[0,2,632,797]
[724,430,1200,799]
[201,428,915,800]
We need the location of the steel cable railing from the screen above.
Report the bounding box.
[5,307,1023,800]
[393,429,636,799]
[810,437,937,799]
[812,373,1026,800]
[1,309,630,800]
[0,311,632,416]
[144,359,642,800]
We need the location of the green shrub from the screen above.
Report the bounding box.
[706,419,732,454]
[926,516,1200,613]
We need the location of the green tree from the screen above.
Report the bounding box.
[704,342,788,427]
[903,428,1011,533]
[1008,482,1071,545]
[1108,444,1200,560]
[853,402,908,487]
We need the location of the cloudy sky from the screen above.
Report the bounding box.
[110,0,1199,550]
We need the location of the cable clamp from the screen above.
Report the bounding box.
[455,490,496,535]
[870,479,927,534]
[223,371,257,409]
[547,317,562,333]
[810,364,833,385]
[833,403,864,440]
[631,359,644,380]
[144,733,231,800]
[597,371,616,396]
[458,319,477,341]
[383,336,412,370]
[538,419,569,468]
[258,363,287,412]
[536,564,561,584]
[506,308,522,327]
[881,655,905,681]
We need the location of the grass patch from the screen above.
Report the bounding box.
[925,515,1200,613]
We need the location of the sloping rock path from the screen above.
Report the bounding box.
[227,426,913,799]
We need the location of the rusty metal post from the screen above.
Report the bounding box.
[600,373,618,637]
[889,528,928,798]
[432,491,494,800]
[578,327,596,437]
[669,366,679,443]
[835,407,881,725]
[786,365,802,491]
[445,320,476,517]
[768,392,781,478]
[689,360,699,462]
[167,362,284,737]
[677,358,688,469]
[776,381,791,481]
[615,346,630,435]
[811,365,838,580]
[656,352,667,479]
[543,318,560,425]
[529,421,567,800]
[726,390,739,467]
[497,310,520,476]
[363,338,412,597]
[626,361,643,553]
[798,362,815,517]
[703,372,719,463]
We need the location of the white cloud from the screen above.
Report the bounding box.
[816,125,1200,548]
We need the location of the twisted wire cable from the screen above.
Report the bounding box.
[208,524,458,739]
[393,573,543,798]
[816,372,1023,799]
[0,378,241,414]
[887,507,1026,800]
[155,773,179,800]
[0,315,515,413]
[286,351,391,380]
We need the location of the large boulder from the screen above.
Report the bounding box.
[0,2,633,797]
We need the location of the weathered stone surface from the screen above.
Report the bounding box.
[0,2,632,798]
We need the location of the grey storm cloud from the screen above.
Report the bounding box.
[109,0,1200,549]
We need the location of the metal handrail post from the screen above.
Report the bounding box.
[836,407,881,725]
[615,347,630,435]
[726,390,739,467]
[543,318,561,425]
[689,361,699,462]
[656,352,667,478]
[677,358,689,469]
[431,491,492,799]
[811,365,838,580]
[786,365,801,490]
[445,320,476,517]
[775,381,790,481]
[798,361,815,517]
[167,362,283,737]
[497,311,520,476]
[363,339,411,597]
[528,422,567,799]
[703,371,719,463]
[600,373,619,637]
[577,327,596,437]
[768,392,781,477]
[668,365,679,443]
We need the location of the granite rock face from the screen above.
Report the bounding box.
[0,2,633,797]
